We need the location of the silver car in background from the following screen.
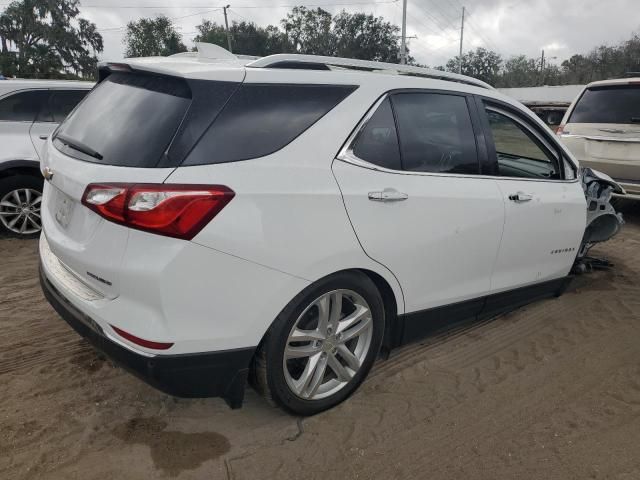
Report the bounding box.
[0,79,92,237]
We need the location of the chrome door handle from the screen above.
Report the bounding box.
[508,192,533,203]
[39,134,49,140]
[368,188,409,202]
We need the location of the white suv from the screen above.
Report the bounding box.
[39,48,621,415]
[0,79,92,237]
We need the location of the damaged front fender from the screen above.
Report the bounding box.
[578,168,625,258]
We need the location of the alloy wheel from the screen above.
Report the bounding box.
[283,289,373,400]
[0,188,42,235]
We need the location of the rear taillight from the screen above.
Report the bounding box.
[81,183,234,240]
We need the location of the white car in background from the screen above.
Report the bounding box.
[558,77,640,199]
[0,79,92,237]
[38,47,622,415]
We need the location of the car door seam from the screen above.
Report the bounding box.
[330,158,407,313]
[489,180,508,292]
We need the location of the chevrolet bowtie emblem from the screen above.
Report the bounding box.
[42,166,54,181]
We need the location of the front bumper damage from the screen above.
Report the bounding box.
[575,168,625,269]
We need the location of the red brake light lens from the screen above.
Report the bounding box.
[81,183,234,240]
[110,325,174,350]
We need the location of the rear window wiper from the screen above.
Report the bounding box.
[55,133,103,160]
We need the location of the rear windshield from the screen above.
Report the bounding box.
[569,85,640,124]
[54,73,191,167]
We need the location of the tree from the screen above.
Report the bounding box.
[279,7,409,62]
[622,33,640,74]
[446,47,502,84]
[559,54,595,84]
[0,0,103,79]
[282,7,334,55]
[124,15,187,58]
[497,55,538,87]
[192,8,409,63]
[194,20,290,56]
[332,11,406,63]
[541,63,562,86]
[193,20,227,50]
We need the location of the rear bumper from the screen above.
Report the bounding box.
[40,265,255,408]
[614,180,640,199]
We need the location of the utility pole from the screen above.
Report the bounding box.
[540,49,545,85]
[223,5,232,53]
[400,0,407,64]
[458,6,465,74]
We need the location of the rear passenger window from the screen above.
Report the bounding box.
[0,90,48,122]
[391,93,479,174]
[184,84,357,165]
[49,90,88,122]
[485,109,560,179]
[351,98,401,170]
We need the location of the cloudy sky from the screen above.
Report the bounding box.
[58,0,640,66]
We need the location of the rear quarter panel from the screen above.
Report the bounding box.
[166,74,407,315]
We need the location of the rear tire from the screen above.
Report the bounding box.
[251,271,385,416]
[0,175,44,239]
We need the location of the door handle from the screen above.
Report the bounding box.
[508,192,533,203]
[368,188,409,202]
[39,134,49,140]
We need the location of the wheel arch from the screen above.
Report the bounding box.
[355,268,402,355]
[0,160,43,181]
[254,266,405,360]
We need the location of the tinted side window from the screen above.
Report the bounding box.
[184,84,356,166]
[351,98,401,170]
[486,109,560,179]
[391,93,478,174]
[0,90,48,122]
[49,90,89,122]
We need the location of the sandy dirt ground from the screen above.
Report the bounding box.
[1,205,639,480]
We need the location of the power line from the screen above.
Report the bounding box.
[412,7,452,36]
[227,8,249,22]
[418,7,453,33]
[419,2,504,56]
[464,12,502,54]
[423,0,460,30]
[404,9,457,59]
[439,0,465,20]
[97,7,220,32]
[3,1,400,8]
